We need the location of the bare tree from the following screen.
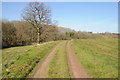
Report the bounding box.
[22,2,51,45]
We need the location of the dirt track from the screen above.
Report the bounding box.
[33,42,63,78]
[67,40,89,78]
[33,40,89,78]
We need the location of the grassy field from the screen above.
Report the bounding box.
[2,41,60,78]
[2,39,118,78]
[71,39,118,78]
[45,41,70,78]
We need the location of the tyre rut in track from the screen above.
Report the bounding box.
[33,42,63,78]
[67,40,89,78]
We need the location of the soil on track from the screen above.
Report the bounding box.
[33,40,89,78]
[67,40,89,78]
[33,42,63,78]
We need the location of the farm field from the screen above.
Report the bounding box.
[2,41,61,78]
[71,39,118,78]
[2,39,118,78]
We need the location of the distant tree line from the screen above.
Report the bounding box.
[2,20,78,48]
[2,20,59,48]
[2,20,118,48]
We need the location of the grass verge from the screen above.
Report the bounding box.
[2,41,60,78]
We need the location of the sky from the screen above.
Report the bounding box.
[2,2,118,33]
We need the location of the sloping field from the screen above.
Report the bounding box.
[2,41,60,78]
[2,39,118,78]
[71,39,118,78]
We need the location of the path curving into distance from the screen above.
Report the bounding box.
[67,40,89,78]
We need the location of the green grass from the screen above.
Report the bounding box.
[2,41,60,78]
[71,39,118,78]
[45,41,70,78]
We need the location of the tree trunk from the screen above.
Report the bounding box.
[37,32,40,45]
[37,28,40,45]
